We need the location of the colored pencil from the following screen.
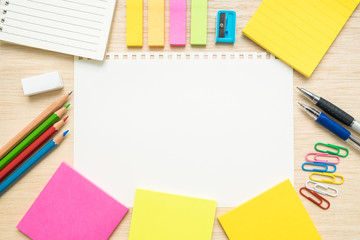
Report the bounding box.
[0,92,72,159]
[0,130,69,195]
[0,116,69,182]
[0,104,70,171]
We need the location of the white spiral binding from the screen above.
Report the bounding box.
[77,52,275,61]
[0,0,9,32]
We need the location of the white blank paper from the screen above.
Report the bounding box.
[74,52,294,206]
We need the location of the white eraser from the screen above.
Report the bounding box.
[21,72,64,96]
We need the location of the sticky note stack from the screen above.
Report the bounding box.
[190,0,208,45]
[218,180,321,240]
[126,0,208,46]
[126,0,143,46]
[148,0,165,46]
[17,163,128,240]
[170,0,186,46]
[243,0,360,77]
[129,189,217,240]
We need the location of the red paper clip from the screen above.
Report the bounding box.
[299,187,330,210]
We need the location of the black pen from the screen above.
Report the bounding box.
[297,87,360,134]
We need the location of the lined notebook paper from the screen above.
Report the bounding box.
[0,0,116,60]
[243,0,360,77]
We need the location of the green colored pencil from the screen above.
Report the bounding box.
[0,104,70,171]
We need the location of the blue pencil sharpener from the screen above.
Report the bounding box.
[216,10,236,44]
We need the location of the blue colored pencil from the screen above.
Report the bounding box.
[0,130,69,196]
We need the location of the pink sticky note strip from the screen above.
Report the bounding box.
[17,162,128,240]
[170,0,186,46]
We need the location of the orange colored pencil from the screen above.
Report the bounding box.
[0,116,69,182]
[0,92,72,159]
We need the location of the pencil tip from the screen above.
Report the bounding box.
[68,91,73,95]
[63,130,69,136]
[64,104,71,108]
[296,87,301,90]
[63,116,69,122]
[298,102,304,107]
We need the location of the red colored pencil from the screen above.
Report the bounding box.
[0,116,69,182]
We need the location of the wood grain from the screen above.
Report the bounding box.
[0,0,359,239]
[0,93,69,160]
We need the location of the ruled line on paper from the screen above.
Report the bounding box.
[6,17,101,37]
[6,24,99,44]
[63,0,107,10]
[288,0,338,35]
[8,11,102,30]
[80,0,109,2]
[6,17,100,37]
[27,0,105,17]
[1,31,97,52]
[263,2,327,54]
[10,3,103,23]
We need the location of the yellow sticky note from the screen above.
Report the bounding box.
[243,0,359,77]
[218,180,322,240]
[148,0,165,46]
[127,0,143,46]
[129,189,217,240]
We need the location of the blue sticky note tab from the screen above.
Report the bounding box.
[216,10,236,43]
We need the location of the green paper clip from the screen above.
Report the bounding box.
[314,142,349,157]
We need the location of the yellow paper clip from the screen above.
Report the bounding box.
[310,172,344,185]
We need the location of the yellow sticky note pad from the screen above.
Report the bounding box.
[243,0,360,77]
[129,189,217,240]
[126,0,143,46]
[218,180,322,240]
[148,0,165,46]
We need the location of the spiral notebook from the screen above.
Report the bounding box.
[0,0,116,60]
[74,52,294,206]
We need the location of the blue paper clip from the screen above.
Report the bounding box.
[302,162,336,173]
[216,10,236,43]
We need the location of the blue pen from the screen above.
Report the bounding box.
[299,103,360,152]
[0,130,69,196]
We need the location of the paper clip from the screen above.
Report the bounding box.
[305,180,338,197]
[305,152,340,164]
[310,172,344,185]
[299,187,330,210]
[302,162,336,173]
[315,142,349,157]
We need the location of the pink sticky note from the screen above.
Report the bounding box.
[17,162,128,240]
[170,0,186,46]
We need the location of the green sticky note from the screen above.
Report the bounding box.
[191,0,207,45]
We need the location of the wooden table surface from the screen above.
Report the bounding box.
[0,1,359,239]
